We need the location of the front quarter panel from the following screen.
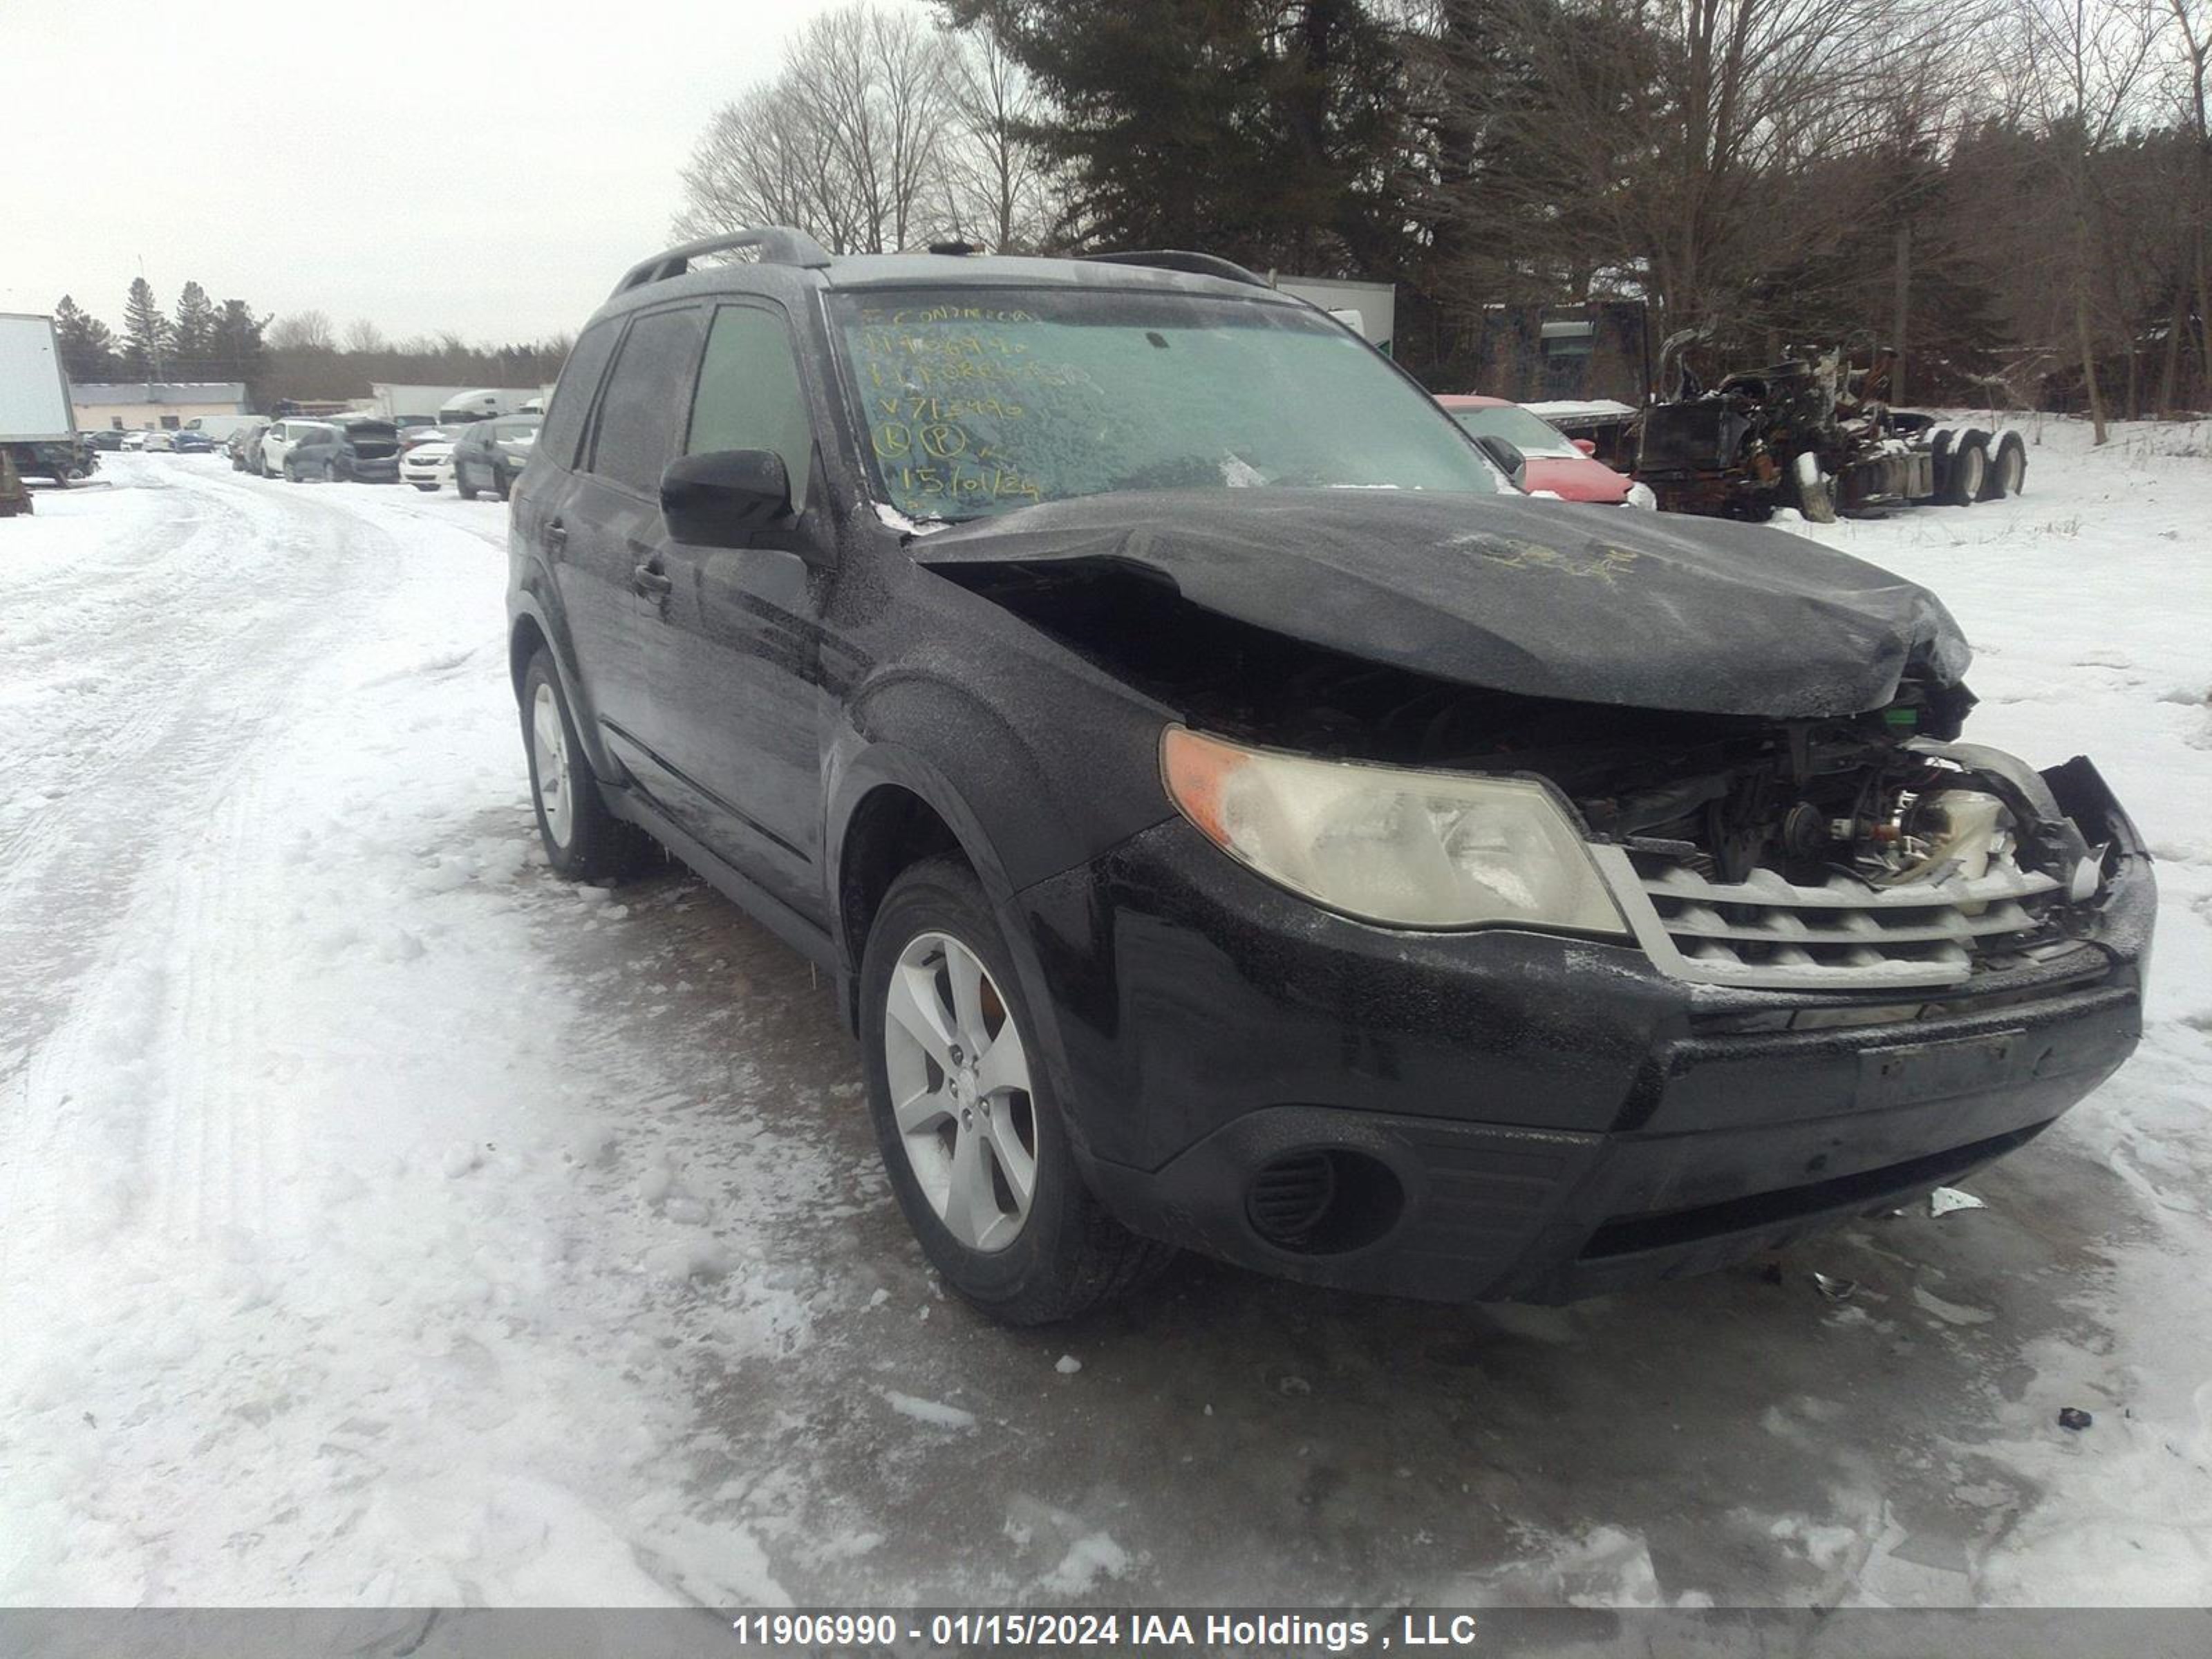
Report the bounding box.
[824,552,1176,914]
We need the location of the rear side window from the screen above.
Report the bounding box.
[588,307,707,495]
[687,306,814,507]
[537,317,620,471]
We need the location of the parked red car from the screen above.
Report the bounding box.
[1437,394,1647,506]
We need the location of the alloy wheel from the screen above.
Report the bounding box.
[881,930,1038,1253]
[530,680,574,847]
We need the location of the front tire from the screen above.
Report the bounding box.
[519,647,653,881]
[457,467,478,501]
[494,465,513,502]
[861,856,1174,1324]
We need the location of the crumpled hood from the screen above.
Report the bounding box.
[911,489,1970,717]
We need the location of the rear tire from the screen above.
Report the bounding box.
[519,647,654,882]
[494,465,513,502]
[1980,431,2027,500]
[1940,433,1988,506]
[860,856,1175,1324]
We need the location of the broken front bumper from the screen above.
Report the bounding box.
[1015,778,2151,1305]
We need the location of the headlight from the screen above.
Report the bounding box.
[1160,725,1628,935]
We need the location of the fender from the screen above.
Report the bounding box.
[507,561,623,785]
[826,659,1170,919]
[824,691,1171,1163]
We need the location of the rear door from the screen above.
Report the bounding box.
[552,304,709,792]
[641,300,834,921]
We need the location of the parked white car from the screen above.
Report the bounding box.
[120,431,149,451]
[256,419,335,478]
[400,438,456,491]
[142,431,176,452]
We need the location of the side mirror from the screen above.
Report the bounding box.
[1474,434,1528,491]
[1571,438,1597,457]
[661,449,791,545]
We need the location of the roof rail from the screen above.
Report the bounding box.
[1081,250,1271,289]
[611,227,834,298]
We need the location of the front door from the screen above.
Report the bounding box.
[640,301,834,925]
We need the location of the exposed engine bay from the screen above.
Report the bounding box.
[952,561,2124,989]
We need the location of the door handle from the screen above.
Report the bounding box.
[632,563,673,597]
[545,517,568,554]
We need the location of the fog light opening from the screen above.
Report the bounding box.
[1244,1149,1403,1255]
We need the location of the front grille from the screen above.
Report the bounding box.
[1591,845,2063,991]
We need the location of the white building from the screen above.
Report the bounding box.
[71,381,248,431]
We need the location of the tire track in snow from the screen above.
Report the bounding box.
[142,774,284,1246]
[0,460,494,1292]
[0,462,415,1064]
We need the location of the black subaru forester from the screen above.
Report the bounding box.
[507,228,2152,1324]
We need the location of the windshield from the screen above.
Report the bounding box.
[1445,404,1580,460]
[830,287,1498,521]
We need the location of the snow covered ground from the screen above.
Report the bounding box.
[1,433,2207,1609]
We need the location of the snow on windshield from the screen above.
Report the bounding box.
[833,290,1499,521]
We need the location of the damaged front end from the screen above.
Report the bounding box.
[933,523,2150,1305]
[941,553,2146,1001]
[1582,731,2140,995]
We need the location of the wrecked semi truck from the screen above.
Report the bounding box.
[1636,341,2028,523]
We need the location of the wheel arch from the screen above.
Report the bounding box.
[506,588,621,783]
[827,738,1028,957]
[824,718,1095,1043]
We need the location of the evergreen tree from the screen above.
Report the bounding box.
[120,276,171,379]
[212,299,270,394]
[944,1,1411,275]
[171,281,220,371]
[53,295,120,382]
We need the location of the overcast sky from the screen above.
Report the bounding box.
[2,0,911,346]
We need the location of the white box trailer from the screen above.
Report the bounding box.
[1272,276,1397,356]
[0,313,77,442]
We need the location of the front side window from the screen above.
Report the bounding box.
[588,307,707,495]
[829,287,1501,522]
[687,305,814,507]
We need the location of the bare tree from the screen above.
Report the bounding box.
[342,318,390,355]
[2163,0,2212,398]
[677,80,864,250]
[2012,0,2168,440]
[1420,0,1961,344]
[676,1,961,254]
[940,26,1058,250]
[266,310,336,353]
